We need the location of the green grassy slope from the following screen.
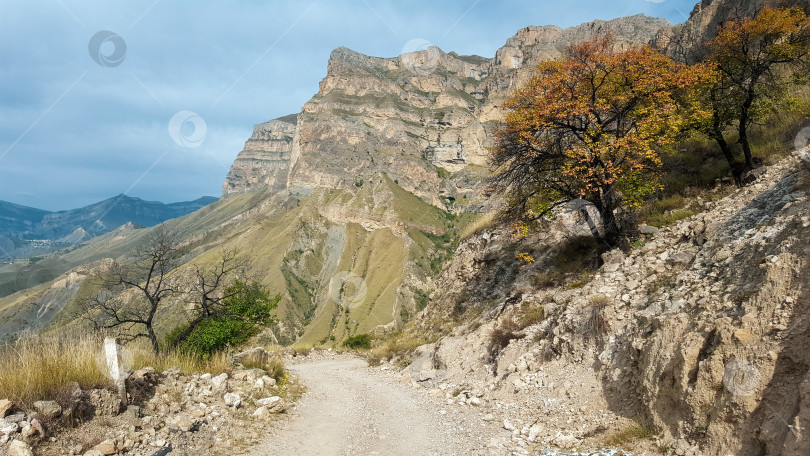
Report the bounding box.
[0,176,466,347]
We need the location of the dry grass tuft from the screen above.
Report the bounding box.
[489,319,525,351]
[0,335,112,406]
[459,212,497,241]
[604,418,659,447]
[0,333,233,408]
[517,304,545,329]
[371,331,438,362]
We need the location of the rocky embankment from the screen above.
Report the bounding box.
[0,349,292,456]
[401,155,810,455]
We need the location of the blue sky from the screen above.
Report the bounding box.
[0,0,697,211]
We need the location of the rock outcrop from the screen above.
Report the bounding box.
[666,0,810,63]
[222,15,671,210]
[222,116,297,194]
[404,155,810,455]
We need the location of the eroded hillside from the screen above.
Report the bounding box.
[397,155,810,455]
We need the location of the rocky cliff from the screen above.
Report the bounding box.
[666,0,810,63]
[221,116,297,194]
[222,15,671,210]
[400,154,810,455]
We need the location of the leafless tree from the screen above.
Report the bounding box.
[166,249,251,349]
[86,225,184,354]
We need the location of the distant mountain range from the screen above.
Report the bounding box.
[0,194,217,259]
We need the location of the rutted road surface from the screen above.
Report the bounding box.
[246,358,489,455]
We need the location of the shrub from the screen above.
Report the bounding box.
[605,418,658,446]
[582,298,610,339]
[489,320,525,351]
[518,304,545,329]
[177,318,258,359]
[343,333,372,350]
[169,281,279,358]
[529,272,560,289]
[371,331,438,361]
[0,335,111,407]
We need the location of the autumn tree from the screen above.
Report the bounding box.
[492,37,712,247]
[706,6,810,176]
[86,225,184,354]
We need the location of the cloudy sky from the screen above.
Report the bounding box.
[0,0,696,211]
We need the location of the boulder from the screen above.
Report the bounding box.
[33,400,62,419]
[639,224,660,235]
[20,419,44,442]
[83,451,105,456]
[0,418,19,435]
[601,249,625,272]
[252,406,271,420]
[210,373,228,389]
[8,440,33,456]
[223,393,241,408]
[92,439,117,455]
[527,424,542,442]
[256,396,282,411]
[88,389,121,416]
[669,250,695,266]
[0,399,13,417]
[3,413,25,424]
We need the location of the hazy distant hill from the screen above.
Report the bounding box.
[0,194,217,259]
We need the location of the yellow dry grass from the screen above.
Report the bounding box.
[0,333,232,407]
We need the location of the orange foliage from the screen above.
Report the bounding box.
[492,37,714,245]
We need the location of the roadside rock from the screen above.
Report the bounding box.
[0,400,13,418]
[91,439,117,455]
[223,393,242,408]
[33,400,61,419]
[211,373,228,390]
[256,396,282,412]
[8,440,33,456]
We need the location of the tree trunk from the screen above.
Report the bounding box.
[596,186,623,248]
[710,131,744,185]
[738,87,756,170]
[738,118,754,170]
[147,325,160,355]
[710,89,744,185]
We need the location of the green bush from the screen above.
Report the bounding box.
[168,280,279,358]
[180,319,256,359]
[343,333,372,350]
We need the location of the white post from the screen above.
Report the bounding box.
[104,337,127,409]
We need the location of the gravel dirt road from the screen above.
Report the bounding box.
[246,357,492,455]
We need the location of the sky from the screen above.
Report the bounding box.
[0,0,697,211]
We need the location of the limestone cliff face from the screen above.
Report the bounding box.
[222,15,670,210]
[222,116,297,194]
[666,0,810,63]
